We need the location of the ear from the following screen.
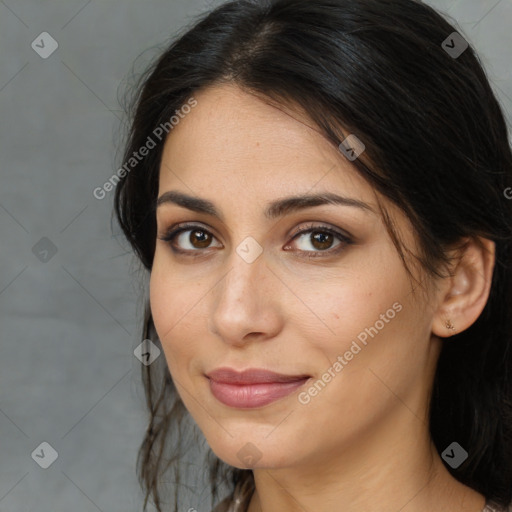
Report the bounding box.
[432,237,495,338]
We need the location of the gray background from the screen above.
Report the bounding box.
[0,0,511,511]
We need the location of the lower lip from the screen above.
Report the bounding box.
[208,377,310,408]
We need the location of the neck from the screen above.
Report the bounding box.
[246,408,484,512]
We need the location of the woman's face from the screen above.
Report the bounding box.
[150,83,441,470]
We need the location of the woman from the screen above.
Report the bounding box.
[114,0,512,511]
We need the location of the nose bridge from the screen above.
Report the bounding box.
[218,213,267,285]
[219,237,266,304]
[209,236,278,343]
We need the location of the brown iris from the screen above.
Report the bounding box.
[189,229,211,248]
[310,231,334,251]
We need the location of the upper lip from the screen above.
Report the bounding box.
[206,367,310,385]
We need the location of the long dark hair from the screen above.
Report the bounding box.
[113,0,512,510]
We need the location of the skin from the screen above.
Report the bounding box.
[149,83,495,512]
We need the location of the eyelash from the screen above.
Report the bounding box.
[157,222,353,259]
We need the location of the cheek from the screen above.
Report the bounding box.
[301,268,416,389]
[148,262,203,371]
[149,264,173,342]
[299,262,408,349]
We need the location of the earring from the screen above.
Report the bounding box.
[445,319,455,331]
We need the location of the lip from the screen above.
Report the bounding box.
[206,367,311,408]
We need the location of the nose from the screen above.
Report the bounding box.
[208,246,283,347]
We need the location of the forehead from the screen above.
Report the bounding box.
[158,83,375,206]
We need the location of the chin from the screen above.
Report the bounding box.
[204,428,301,469]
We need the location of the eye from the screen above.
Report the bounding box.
[157,222,352,258]
[158,223,222,254]
[284,222,352,258]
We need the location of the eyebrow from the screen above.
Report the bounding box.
[155,190,376,221]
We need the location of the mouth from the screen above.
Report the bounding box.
[205,367,311,409]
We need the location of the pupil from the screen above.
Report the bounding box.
[313,232,332,249]
[192,230,210,248]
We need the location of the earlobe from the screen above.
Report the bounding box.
[432,237,495,338]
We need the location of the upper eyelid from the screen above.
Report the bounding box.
[159,220,347,235]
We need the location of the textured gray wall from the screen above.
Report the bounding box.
[0,0,511,511]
